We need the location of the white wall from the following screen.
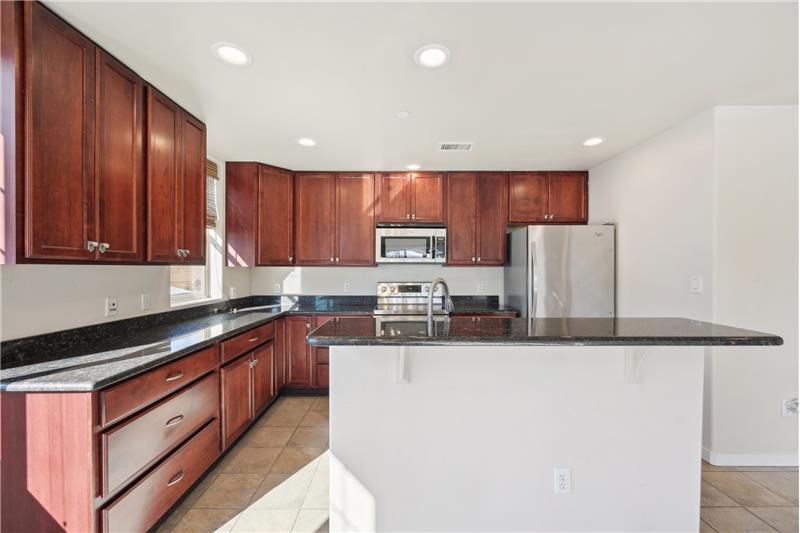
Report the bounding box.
[707,106,798,463]
[589,106,798,465]
[250,265,503,297]
[0,156,252,341]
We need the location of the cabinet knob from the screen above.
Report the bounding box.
[306,323,311,329]
[184,249,190,256]
[98,242,110,254]
[330,257,334,262]
[176,249,184,257]
[471,256,476,262]
[87,241,99,252]
[335,257,340,262]
[288,256,293,262]
[477,256,481,262]
[411,214,416,219]
[406,213,410,219]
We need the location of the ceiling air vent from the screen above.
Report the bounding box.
[439,142,473,152]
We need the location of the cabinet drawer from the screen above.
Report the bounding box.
[103,420,220,533]
[102,372,218,496]
[220,322,275,364]
[101,346,218,426]
[316,347,329,365]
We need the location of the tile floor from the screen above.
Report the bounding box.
[157,395,798,533]
[157,396,329,533]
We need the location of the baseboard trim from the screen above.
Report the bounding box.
[703,447,799,466]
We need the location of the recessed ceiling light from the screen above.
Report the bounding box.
[414,44,452,69]
[397,110,411,119]
[583,137,605,146]
[407,163,421,171]
[211,42,252,66]
[297,137,316,147]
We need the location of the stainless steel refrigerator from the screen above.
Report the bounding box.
[504,225,615,318]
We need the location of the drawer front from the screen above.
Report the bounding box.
[101,346,219,426]
[315,364,329,388]
[315,347,329,365]
[104,420,220,533]
[220,322,275,364]
[103,372,219,496]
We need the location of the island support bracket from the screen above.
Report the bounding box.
[624,346,652,384]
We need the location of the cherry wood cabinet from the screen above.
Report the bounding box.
[294,173,335,265]
[376,172,445,224]
[275,317,287,391]
[258,165,294,265]
[179,113,207,264]
[508,171,588,224]
[312,315,335,388]
[225,162,258,266]
[252,341,275,415]
[335,173,375,265]
[220,353,252,447]
[286,315,313,387]
[447,172,508,266]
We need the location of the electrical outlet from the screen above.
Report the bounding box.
[229,286,238,299]
[343,282,351,294]
[690,275,703,294]
[781,398,799,416]
[273,283,281,294]
[554,467,572,494]
[476,282,485,293]
[105,297,118,317]
[140,293,151,311]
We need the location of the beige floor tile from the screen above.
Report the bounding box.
[230,508,298,533]
[302,470,329,509]
[271,447,325,475]
[277,397,315,410]
[703,472,793,507]
[289,427,329,448]
[193,474,264,509]
[249,464,316,509]
[298,410,329,428]
[742,472,799,505]
[292,509,329,533]
[309,398,329,413]
[703,480,739,507]
[701,508,776,532]
[264,408,309,427]
[156,506,188,533]
[223,446,283,474]
[180,472,221,509]
[172,508,241,533]
[747,507,799,533]
[700,519,717,533]
[246,426,296,448]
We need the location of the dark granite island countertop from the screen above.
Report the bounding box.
[307,316,783,347]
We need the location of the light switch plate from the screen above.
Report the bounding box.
[476,282,485,293]
[690,275,703,294]
[140,293,151,311]
[344,282,351,293]
[229,286,238,299]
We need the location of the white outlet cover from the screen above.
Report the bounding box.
[344,282,351,293]
[229,286,238,299]
[690,275,703,294]
[274,283,282,294]
[141,293,151,311]
[476,282,485,293]
[554,467,572,494]
[105,297,119,317]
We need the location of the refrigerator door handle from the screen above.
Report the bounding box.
[529,241,537,319]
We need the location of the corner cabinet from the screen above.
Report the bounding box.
[447,172,508,266]
[146,87,206,264]
[508,171,588,224]
[375,172,445,224]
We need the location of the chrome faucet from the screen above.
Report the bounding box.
[427,277,454,322]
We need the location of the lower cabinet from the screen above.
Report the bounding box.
[275,317,287,391]
[286,315,313,388]
[252,342,275,414]
[312,315,336,388]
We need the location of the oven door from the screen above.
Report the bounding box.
[375,228,446,263]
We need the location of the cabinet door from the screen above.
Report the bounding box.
[508,172,548,224]
[295,173,335,265]
[476,173,508,265]
[335,173,374,266]
[258,166,294,265]
[95,50,144,262]
[446,173,477,265]
[274,318,287,391]
[146,88,181,263]
[376,173,410,223]
[312,316,335,389]
[25,3,96,260]
[221,354,252,447]
[286,316,312,387]
[548,171,588,223]
[225,162,258,266]
[252,342,275,415]
[411,173,445,223]
[180,113,206,264]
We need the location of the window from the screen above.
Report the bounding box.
[170,159,223,306]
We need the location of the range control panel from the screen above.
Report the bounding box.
[376,282,444,298]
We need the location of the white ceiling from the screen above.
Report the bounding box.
[50,2,797,171]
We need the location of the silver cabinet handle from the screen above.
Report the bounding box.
[249,336,260,342]
[306,323,311,329]
[335,257,339,262]
[406,214,410,219]
[87,241,99,252]
[288,256,293,262]
[411,214,416,219]
[176,249,183,257]
[165,371,184,382]
[165,414,184,427]
[167,471,185,487]
[477,256,481,262]
[98,242,110,253]
[471,256,476,262]
[184,249,190,256]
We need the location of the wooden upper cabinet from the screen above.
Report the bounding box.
[180,113,207,265]
[548,171,588,223]
[257,166,294,266]
[335,173,375,265]
[225,162,258,266]
[476,173,508,265]
[376,173,411,222]
[294,173,335,265]
[410,173,445,223]
[24,2,96,260]
[508,172,548,224]
[95,50,144,262]
[446,173,477,265]
[146,88,181,263]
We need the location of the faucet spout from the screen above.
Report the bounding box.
[427,277,453,323]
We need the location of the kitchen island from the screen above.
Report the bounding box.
[308,316,781,532]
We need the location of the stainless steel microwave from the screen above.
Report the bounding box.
[375,227,446,264]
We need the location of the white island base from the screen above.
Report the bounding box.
[328,345,704,532]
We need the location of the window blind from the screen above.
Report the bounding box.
[206,159,219,228]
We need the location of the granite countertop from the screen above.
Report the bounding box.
[307,316,783,347]
[0,295,516,392]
